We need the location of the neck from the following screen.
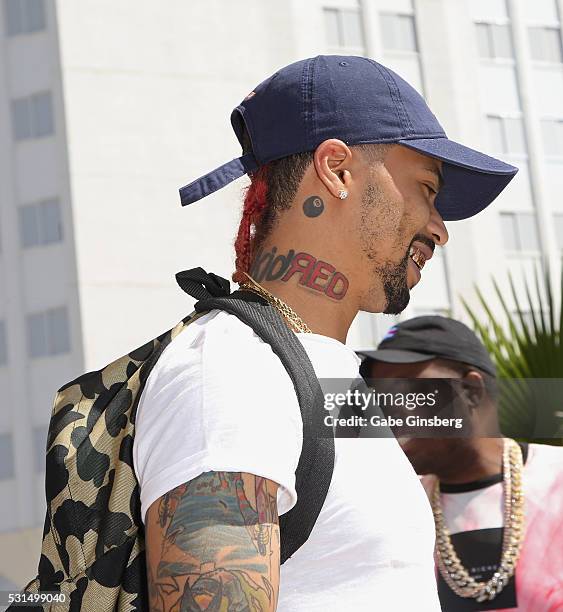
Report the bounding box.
[247,241,360,343]
[436,437,505,485]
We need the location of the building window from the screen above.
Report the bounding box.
[540,119,563,156]
[27,306,71,358]
[380,13,418,52]
[33,426,47,472]
[0,321,7,365]
[18,198,63,248]
[323,7,364,50]
[4,0,46,36]
[528,26,563,62]
[554,214,563,249]
[0,433,15,480]
[11,91,54,141]
[475,23,513,59]
[500,212,540,252]
[487,115,526,155]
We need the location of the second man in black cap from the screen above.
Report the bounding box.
[360,316,563,611]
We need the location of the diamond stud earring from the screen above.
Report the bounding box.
[338,190,348,200]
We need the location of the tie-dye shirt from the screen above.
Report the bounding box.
[422,443,563,611]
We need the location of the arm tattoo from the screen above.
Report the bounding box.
[250,246,349,300]
[146,472,280,611]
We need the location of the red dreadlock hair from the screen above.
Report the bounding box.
[232,165,270,284]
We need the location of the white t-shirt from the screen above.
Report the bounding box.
[134,310,441,611]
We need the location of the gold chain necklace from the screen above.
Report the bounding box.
[431,438,525,603]
[239,273,312,334]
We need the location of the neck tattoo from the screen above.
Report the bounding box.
[303,195,325,218]
[249,246,349,300]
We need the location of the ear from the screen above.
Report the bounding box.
[461,371,486,409]
[313,139,353,199]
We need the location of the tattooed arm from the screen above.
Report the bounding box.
[145,471,280,611]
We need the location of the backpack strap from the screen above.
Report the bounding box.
[175,267,334,564]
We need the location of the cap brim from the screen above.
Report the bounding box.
[179,153,259,206]
[398,137,518,221]
[358,349,436,364]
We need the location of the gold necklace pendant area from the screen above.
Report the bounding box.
[432,438,525,603]
[240,273,312,334]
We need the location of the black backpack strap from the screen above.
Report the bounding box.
[176,268,334,563]
[176,267,231,300]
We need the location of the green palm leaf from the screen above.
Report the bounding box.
[462,264,563,444]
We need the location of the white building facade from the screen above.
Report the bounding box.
[0,0,561,587]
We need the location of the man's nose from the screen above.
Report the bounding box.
[427,207,448,246]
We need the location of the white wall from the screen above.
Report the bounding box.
[55,0,303,368]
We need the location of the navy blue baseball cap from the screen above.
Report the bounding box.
[179,55,518,221]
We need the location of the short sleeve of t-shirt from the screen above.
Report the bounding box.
[133,310,304,522]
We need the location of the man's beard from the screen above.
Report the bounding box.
[404,439,480,479]
[360,182,411,314]
[378,251,410,315]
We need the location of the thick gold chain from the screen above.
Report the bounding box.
[240,273,312,334]
[432,438,525,603]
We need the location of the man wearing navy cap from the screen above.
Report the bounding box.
[361,316,563,611]
[136,56,518,611]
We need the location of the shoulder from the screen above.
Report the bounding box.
[134,309,304,520]
[527,442,563,463]
[138,308,302,423]
[526,442,563,471]
[524,442,563,500]
[155,308,292,376]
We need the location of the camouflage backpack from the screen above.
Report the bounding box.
[16,268,333,611]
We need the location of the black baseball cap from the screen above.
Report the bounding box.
[359,316,496,376]
[179,55,517,221]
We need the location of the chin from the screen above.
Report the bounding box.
[401,441,438,475]
[383,289,410,315]
[406,267,420,290]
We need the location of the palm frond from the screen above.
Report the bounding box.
[462,264,563,444]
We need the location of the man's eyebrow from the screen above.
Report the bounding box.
[423,166,444,190]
